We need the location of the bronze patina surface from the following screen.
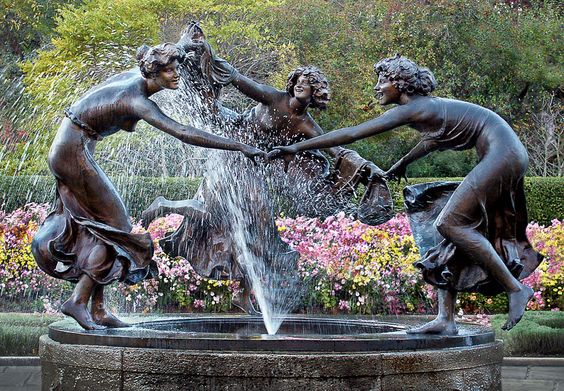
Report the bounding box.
[270,55,543,333]
[31,41,264,331]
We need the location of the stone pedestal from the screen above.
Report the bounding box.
[40,315,503,391]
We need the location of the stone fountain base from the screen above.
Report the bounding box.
[40,315,502,390]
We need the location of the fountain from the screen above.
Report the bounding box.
[33,23,506,391]
[41,314,501,390]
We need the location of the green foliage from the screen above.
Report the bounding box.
[0,0,72,57]
[20,0,284,115]
[280,0,563,118]
[0,175,202,218]
[1,0,562,177]
[491,311,564,356]
[0,313,62,356]
[1,175,561,224]
[387,177,564,225]
[2,0,286,176]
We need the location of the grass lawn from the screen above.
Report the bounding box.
[0,311,562,356]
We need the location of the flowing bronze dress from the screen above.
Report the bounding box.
[412,98,542,294]
[31,114,157,285]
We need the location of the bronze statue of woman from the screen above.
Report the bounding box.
[270,54,542,333]
[222,63,393,220]
[140,26,392,315]
[31,43,265,330]
[174,23,389,219]
[214,57,390,219]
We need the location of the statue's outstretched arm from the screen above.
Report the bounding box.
[230,72,281,106]
[401,139,439,167]
[135,98,263,159]
[385,139,439,181]
[274,104,415,154]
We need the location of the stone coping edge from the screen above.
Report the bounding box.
[1,356,562,367]
[0,356,40,366]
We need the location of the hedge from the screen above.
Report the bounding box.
[0,175,201,218]
[491,311,564,356]
[387,177,564,225]
[1,175,562,223]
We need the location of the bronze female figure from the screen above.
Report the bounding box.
[31,43,264,330]
[270,55,542,333]
[223,62,387,216]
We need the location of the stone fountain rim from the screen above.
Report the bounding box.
[48,314,495,353]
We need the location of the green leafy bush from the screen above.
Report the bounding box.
[491,311,564,356]
[2,175,561,223]
[0,175,201,218]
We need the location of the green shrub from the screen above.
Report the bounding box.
[0,313,63,356]
[523,177,564,225]
[0,175,201,218]
[388,177,564,225]
[491,311,564,356]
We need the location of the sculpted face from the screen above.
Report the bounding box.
[294,75,313,103]
[154,60,180,90]
[374,74,401,105]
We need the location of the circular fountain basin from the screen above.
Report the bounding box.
[47,315,494,352]
[40,315,503,390]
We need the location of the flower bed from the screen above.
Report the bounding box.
[0,204,562,315]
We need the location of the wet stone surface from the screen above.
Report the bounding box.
[48,314,495,353]
[37,315,507,390]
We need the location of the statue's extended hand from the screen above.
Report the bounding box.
[241,145,266,165]
[385,160,408,183]
[363,161,386,182]
[267,145,298,173]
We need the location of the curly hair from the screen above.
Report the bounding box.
[286,66,331,110]
[373,54,437,96]
[136,43,186,79]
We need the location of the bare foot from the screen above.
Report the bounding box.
[92,308,130,328]
[502,285,534,331]
[61,300,106,331]
[407,317,458,335]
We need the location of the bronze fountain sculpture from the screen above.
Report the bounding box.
[140,23,393,314]
[31,42,265,330]
[34,26,530,391]
[270,54,543,333]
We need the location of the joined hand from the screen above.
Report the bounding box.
[267,145,298,172]
[363,162,386,182]
[242,146,267,165]
[384,160,408,183]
